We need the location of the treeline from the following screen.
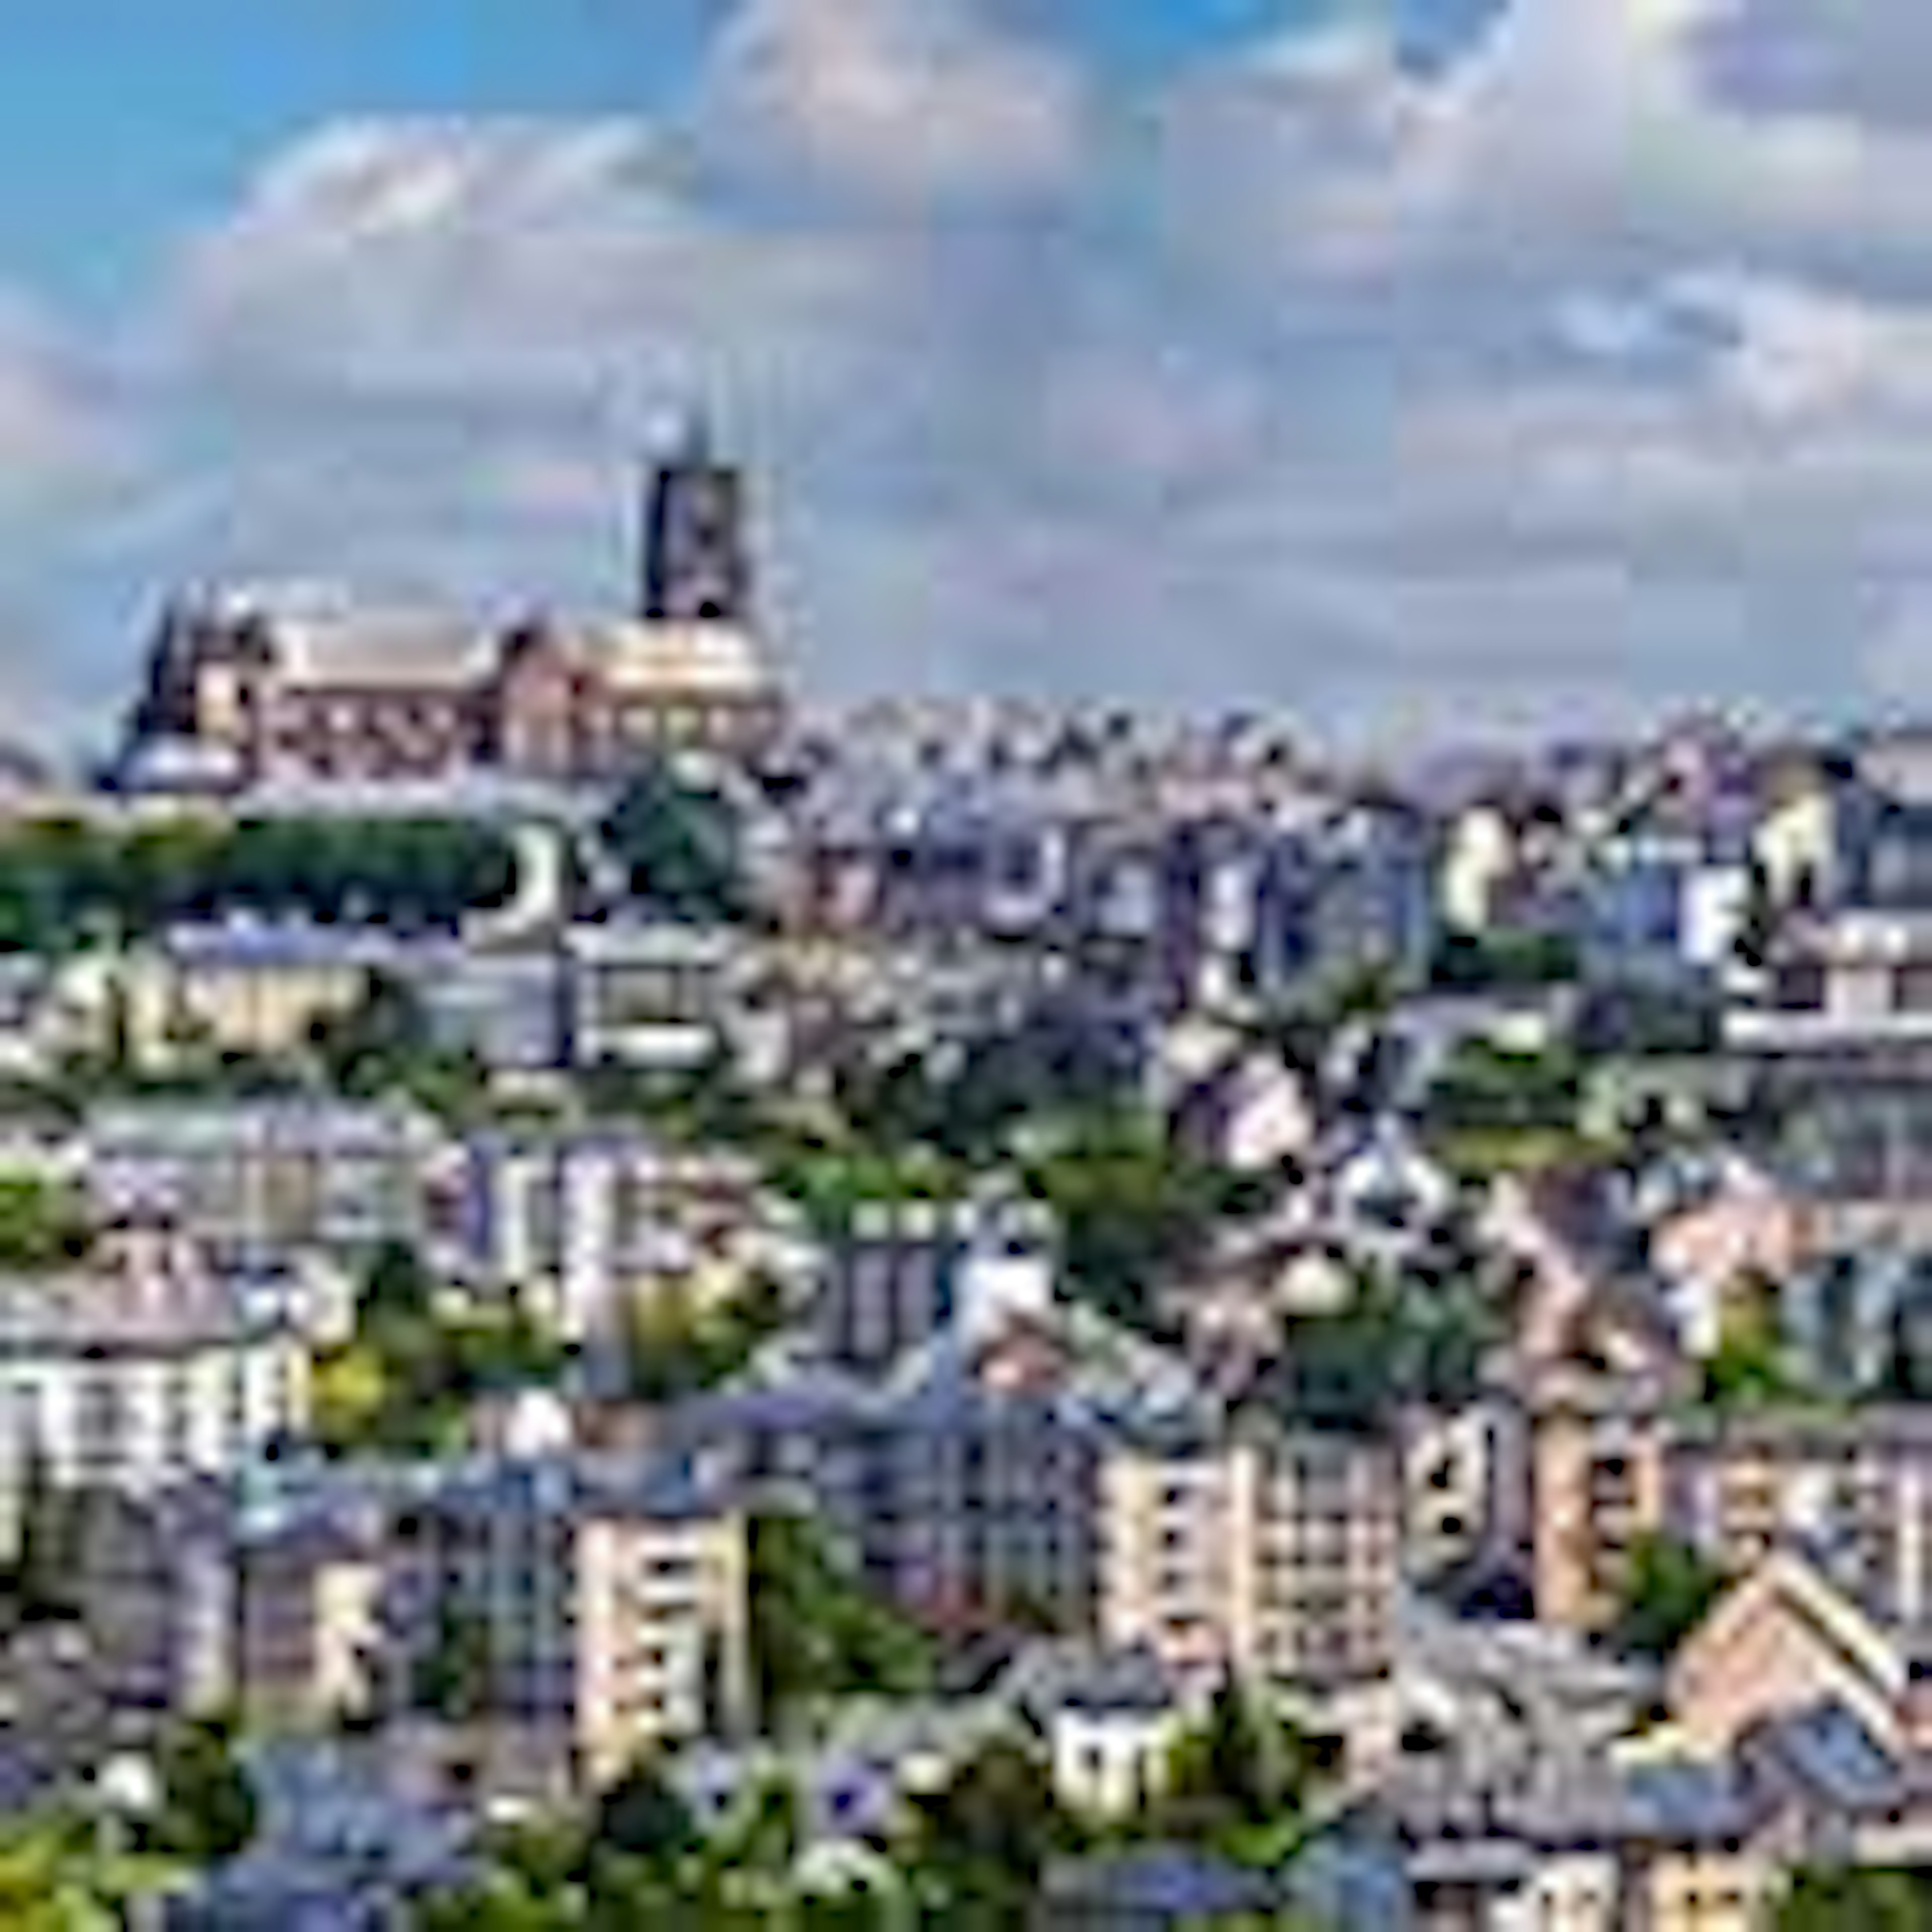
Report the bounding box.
[0,817,519,949]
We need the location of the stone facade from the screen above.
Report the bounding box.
[126,438,784,788]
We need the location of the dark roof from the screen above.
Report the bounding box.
[1002,1641,1179,1719]
[1741,1701,1904,1815]
[1043,1846,1282,1918]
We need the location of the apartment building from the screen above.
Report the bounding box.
[1098,1414,1401,1699]
[1360,1756,1792,1932]
[0,1216,317,1534]
[813,1193,1057,1379]
[84,1098,444,1263]
[423,1126,803,1343]
[673,1241,1226,1643]
[226,1477,390,1732]
[378,1453,751,1792]
[1533,1380,1932,1640]
[1528,1373,1673,1634]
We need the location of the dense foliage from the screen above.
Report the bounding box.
[0,816,518,951]
[1024,1108,1238,1335]
[1429,929,1579,992]
[598,764,749,924]
[1264,1270,1495,1430]
[746,1513,936,1731]
[906,1737,1070,1923]
[1609,1533,1729,1661]
[147,1718,260,1867]
[1157,1675,1315,1854]
[312,1243,565,1460]
[1424,1039,1584,1137]
[1777,1866,1932,1930]
[0,1173,90,1271]
[621,1272,791,1405]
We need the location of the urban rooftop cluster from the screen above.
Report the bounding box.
[8,434,1932,1928]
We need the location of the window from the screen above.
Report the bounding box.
[1898,964,1932,1013]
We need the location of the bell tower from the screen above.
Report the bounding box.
[641,412,752,626]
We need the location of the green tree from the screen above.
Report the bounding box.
[621,1274,788,1404]
[1430,929,1579,992]
[148,1718,258,1866]
[411,1603,494,1723]
[413,1872,580,1932]
[1734,860,1779,972]
[908,1737,1065,1924]
[1,1448,78,1627]
[747,1513,934,1731]
[1425,1039,1583,1137]
[1270,1266,1494,1430]
[0,1174,91,1271]
[598,764,748,924]
[1704,1291,1797,1411]
[312,971,432,1094]
[1777,1865,1932,1930]
[590,1755,697,1873]
[1161,1674,1312,1844]
[359,1239,438,1328]
[1026,1107,1226,1334]
[797,1876,908,1932]
[478,1812,587,1896]
[1611,1533,1728,1661]
[0,1809,140,1931]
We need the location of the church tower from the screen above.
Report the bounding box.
[641,413,752,626]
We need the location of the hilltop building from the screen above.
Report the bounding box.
[119,422,785,791]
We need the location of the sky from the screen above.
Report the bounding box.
[9,0,1932,755]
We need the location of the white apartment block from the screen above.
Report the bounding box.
[0,1219,313,1534]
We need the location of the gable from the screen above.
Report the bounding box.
[1668,1554,1902,1755]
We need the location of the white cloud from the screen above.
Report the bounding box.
[1167,0,1932,288]
[163,117,903,415]
[698,0,1087,205]
[0,297,127,517]
[41,0,1932,750]
[1698,0,1932,132]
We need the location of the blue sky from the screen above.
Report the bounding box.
[2,0,1931,752]
[0,0,720,302]
[2,0,1405,293]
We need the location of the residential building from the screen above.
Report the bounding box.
[84,1097,445,1263]
[811,1193,1055,1379]
[564,920,747,1073]
[1532,1386,1932,1641]
[424,1126,802,1343]
[377,1451,752,1791]
[681,1245,1223,1641]
[1098,1414,1401,1705]
[1000,1641,1189,1822]
[1665,1551,1905,1760]
[0,1216,319,1530]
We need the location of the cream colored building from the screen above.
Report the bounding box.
[1528,1375,1671,1635]
[1532,1387,1932,1645]
[575,1496,751,1788]
[1440,802,1519,934]
[1631,1842,1781,1932]
[1099,1419,1400,1697]
[379,1454,752,1794]
[1665,1550,1904,1760]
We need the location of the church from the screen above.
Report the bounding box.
[122,426,787,790]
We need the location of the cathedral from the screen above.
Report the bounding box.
[125,427,787,788]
